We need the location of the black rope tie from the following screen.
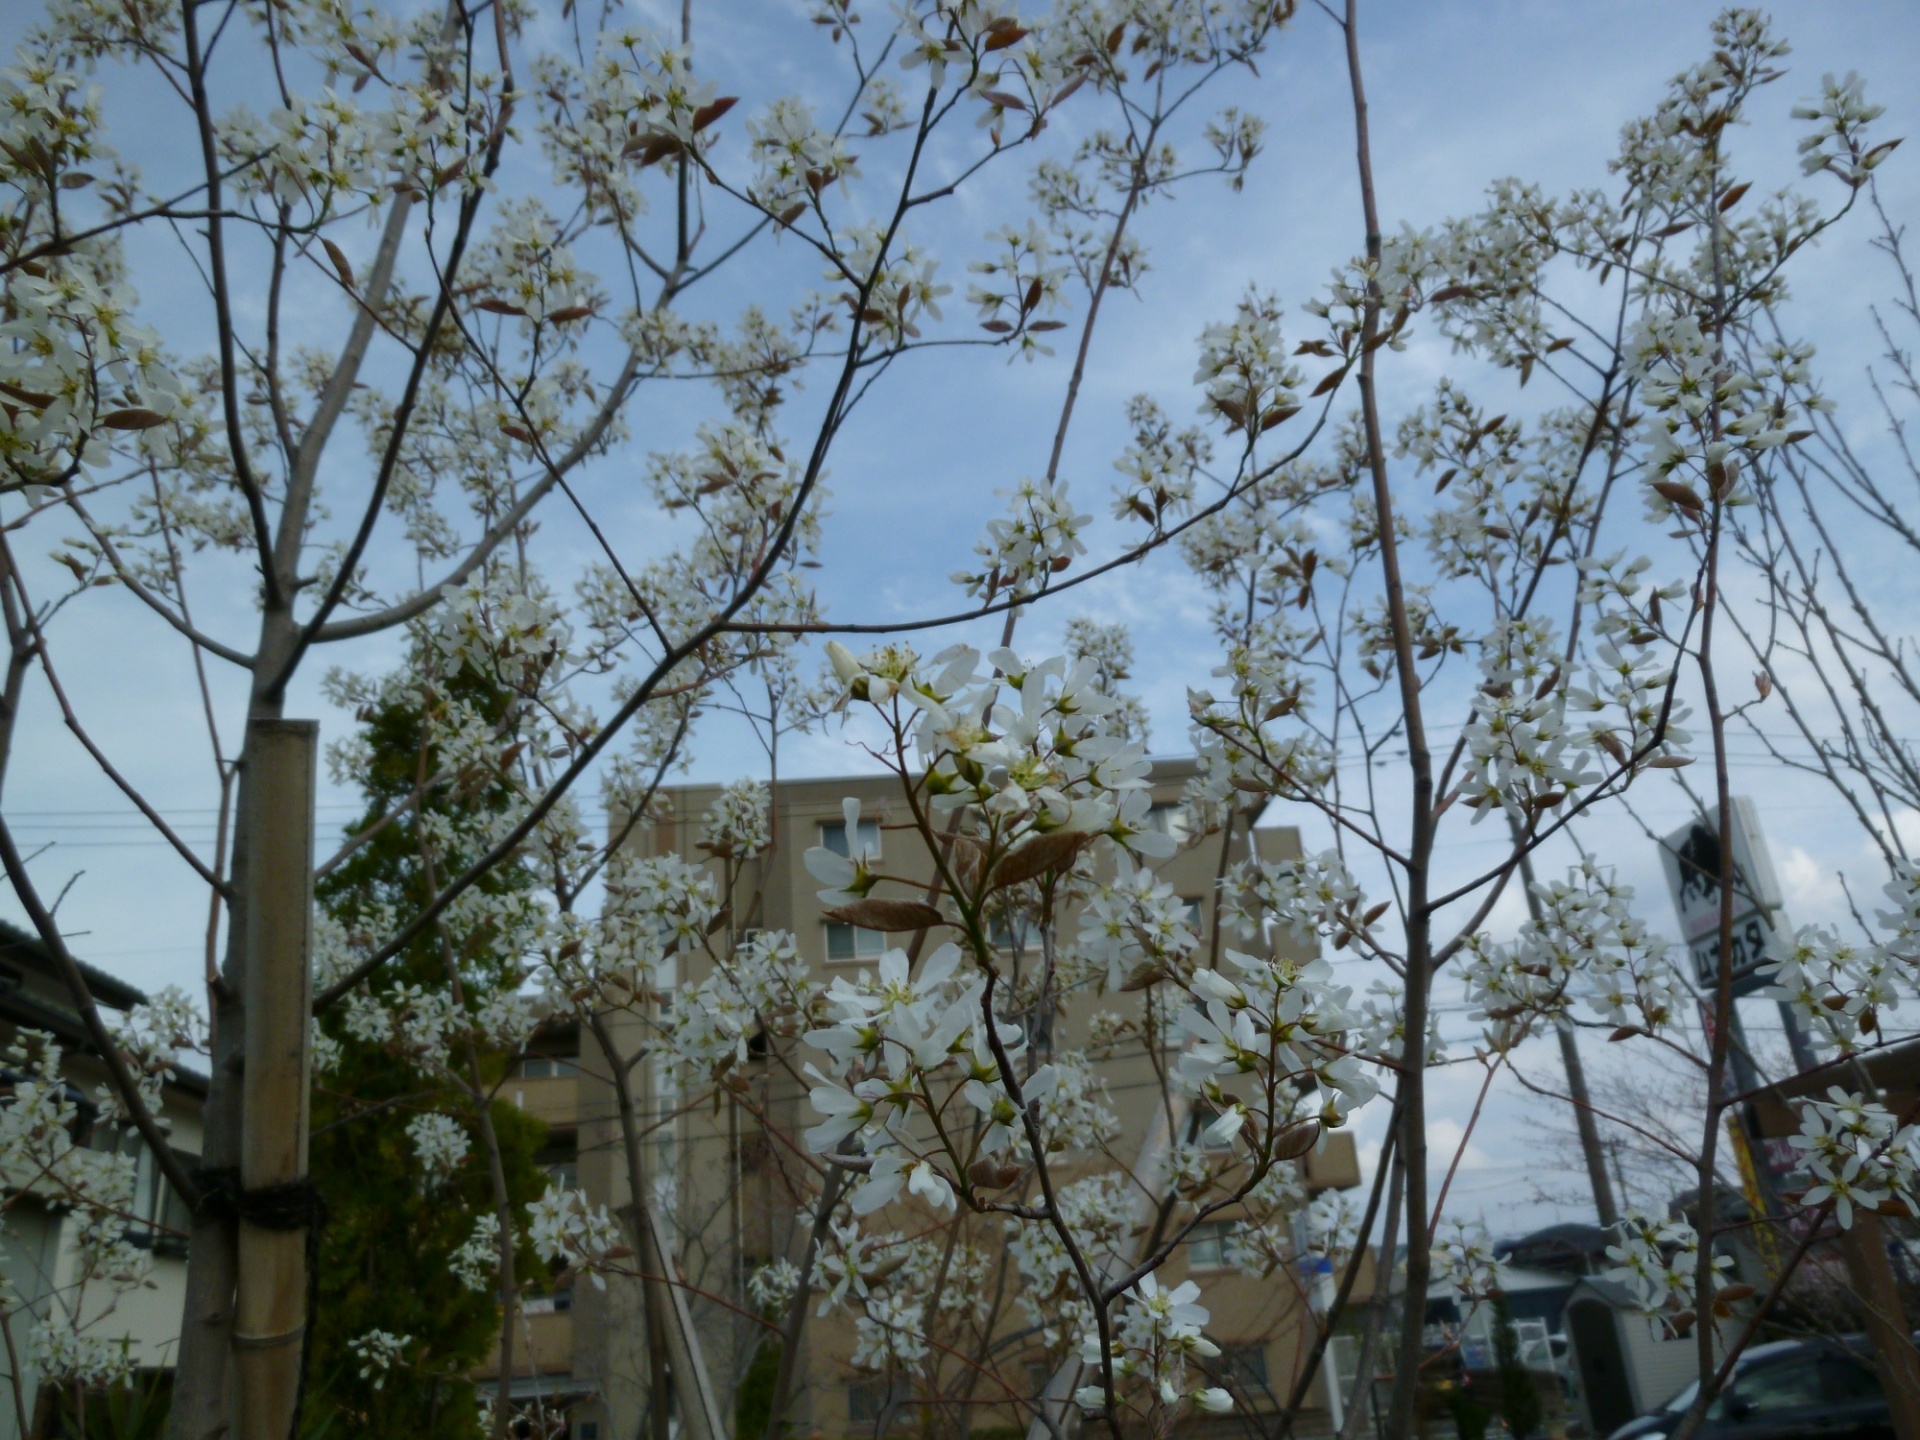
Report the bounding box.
[191,1166,328,1230]
[192,1165,328,1440]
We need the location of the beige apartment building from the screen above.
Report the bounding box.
[484,761,1366,1440]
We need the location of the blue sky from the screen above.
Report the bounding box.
[5,0,1919,1238]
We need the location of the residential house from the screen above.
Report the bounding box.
[0,923,203,1439]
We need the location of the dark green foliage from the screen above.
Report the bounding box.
[48,1370,171,1440]
[1444,1383,1490,1440]
[1492,1291,1543,1440]
[734,1336,781,1440]
[302,665,549,1438]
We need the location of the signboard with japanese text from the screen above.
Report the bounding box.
[1661,797,1784,999]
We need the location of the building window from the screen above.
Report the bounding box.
[1206,1342,1271,1392]
[538,1132,578,1193]
[847,1380,909,1426]
[1190,1102,1238,1152]
[1186,1219,1237,1270]
[1145,802,1190,846]
[820,817,881,860]
[94,1124,193,1257]
[522,1022,581,1078]
[989,907,1031,952]
[522,1286,574,1315]
[825,922,887,961]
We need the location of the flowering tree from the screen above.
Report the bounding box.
[305,655,550,1435]
[2,1,1918,1439]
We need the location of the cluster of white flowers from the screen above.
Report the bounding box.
[0,1032,160,1382]
[828,225,952,347]
[526,1187,624,1290]
[1179,949,1377,1131]
[432,570,575,694]
[534,28,722,222]
[406,1111,472,1186]
[1077,854,1198,991]
[1462,862,1684,1049]
[1604,1212,1730,1322]
[1,53,183,493]
[966,222,1068,356]
[557,852,723,1008]
[1193,293,1301,437]
[748,96,860,219]
[466,199,603,340]
[747,1257,803,1319]
[1217,849,1363,953]
[656,928,813,1075]
[348,1328,412,1390]
[703,778,771,860]
[1457,616,1595,825]
[35,1326,138,1389]
[1432,1219,1503,1304]
[1110,395,1209,532]
[1065,616,1150,746]
[1629,310,1804,517]
[951,477,1093,602]
[1005,1171,1133,1348]
[803,942,1022,1210]
[1763,864,1918,1054]
[449,1212,502,1293]
[1354,981,1448,1068]
[1792,70,1892,185]
[1073,1273,1232,1420]
[852,1287,930,1373]
[1789,1088,1920,1227]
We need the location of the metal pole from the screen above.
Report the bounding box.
[1510,819,1619,1228]
[1553,1021,1620,1229]
[1776,998,1818,1074]
[234,719,317,1440]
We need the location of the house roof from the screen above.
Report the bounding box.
[1498,1221,1615,1272]
[0,920,208,1098]
[0,919,147,1010]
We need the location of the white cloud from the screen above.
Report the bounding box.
[1777,843,1850,920]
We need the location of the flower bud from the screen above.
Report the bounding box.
[826,640,862,685]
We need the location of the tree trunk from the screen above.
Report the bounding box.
[171,616,299,1440]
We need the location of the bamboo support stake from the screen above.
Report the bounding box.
[234,719,318,1440]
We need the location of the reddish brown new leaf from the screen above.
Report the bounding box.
[1653,479,1705,513]
[989,829,1092,890]
[1271,1119,1321,1160]
[821,899,946,932]
[692,97,739,131]
[100,408,168,430]
[322,237,356,290]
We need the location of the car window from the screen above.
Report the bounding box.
[1730,1358,1825,1413]
[1822,1355,1884,1403]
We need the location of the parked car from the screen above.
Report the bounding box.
[1607,1336,1890,1440]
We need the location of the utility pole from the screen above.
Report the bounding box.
[1510,819,1619,1228]
[1553,1020,1619,1228]
[234,719,318,1440]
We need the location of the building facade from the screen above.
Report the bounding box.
[480,762,1366,1439]
[0,923,204,1439]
